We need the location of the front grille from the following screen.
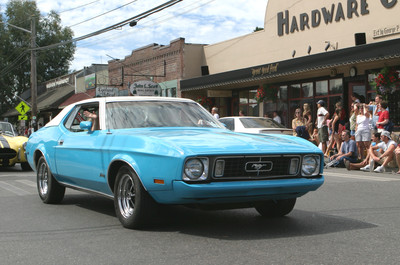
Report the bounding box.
[0,148,17,159]
[211,155,300,180]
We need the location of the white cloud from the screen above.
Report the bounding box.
[1,0,268,71]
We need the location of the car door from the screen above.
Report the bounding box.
[54,102,110,194]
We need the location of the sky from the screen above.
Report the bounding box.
[1,0,268,71]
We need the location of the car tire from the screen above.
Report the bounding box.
[36,157,65,204]
[255,198,296,217]
[21,162,32,171]
[114,165,158,229]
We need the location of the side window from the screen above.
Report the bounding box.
[64,103,99,132]
[221,119,234,131]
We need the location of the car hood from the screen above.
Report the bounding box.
[116,127,320,156]
[0,134,28,150]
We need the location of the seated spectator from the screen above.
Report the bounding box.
[310,128,320,146]
[345,132,381,171]
[395,145,400,174]
[326,130,357,168]
[369,130,397,173]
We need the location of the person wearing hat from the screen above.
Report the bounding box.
[315,100,329,154]
[368,130,397,173]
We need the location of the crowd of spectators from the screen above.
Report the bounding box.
[290,95,399,174]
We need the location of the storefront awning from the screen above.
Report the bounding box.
[181,38,400,91]
[58,89,96,109]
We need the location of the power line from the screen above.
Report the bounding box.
[68,0,138,28]
[57,0,101,14]
[33,0,183,52]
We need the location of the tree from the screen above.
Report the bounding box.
[0,0,75,116]
[253,26,264,32]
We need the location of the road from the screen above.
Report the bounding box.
[1,165,400,265]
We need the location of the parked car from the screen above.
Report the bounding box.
[0,121,31,171]
[219,116,293,135]
[26,97,324,229]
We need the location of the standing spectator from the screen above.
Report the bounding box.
[211,107,220,119]
[351,92,361,104]
[303,103,312,135]
[326,130,357,168]
[349,102,358,139]
[355,103,371,160]
[316,100,329,154]
[292,108,305,136]
[272,111,281,124]
[369,130,397,173]
[376,101,389,133]
[239,110,245,116]
[368,95,383,131]
[345,132,381,171]
[325,107,341,157]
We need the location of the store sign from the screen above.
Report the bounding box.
[85,73,96,90]
[207,90,232,97]
[373,24,400,38]
[251,63,279,77]
[96,86,118,97]
[46,77,69,89]
[277,0,398,36]
[130,80,161,96]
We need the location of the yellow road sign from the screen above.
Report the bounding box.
[18,115,28,120]
[16,101,30,115]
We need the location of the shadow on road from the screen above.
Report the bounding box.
[60,193,377,239]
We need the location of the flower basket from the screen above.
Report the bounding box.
[370,66,400,98]
[196,96,213,108]
[256,84,278,103]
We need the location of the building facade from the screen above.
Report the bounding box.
[108,38,206,98]
[181,0,400,127]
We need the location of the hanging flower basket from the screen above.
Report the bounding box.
[196,96,213,108]
[369,66,400,98]
[256,84,278,103]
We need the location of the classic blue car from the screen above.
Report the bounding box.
[26,97,324,229]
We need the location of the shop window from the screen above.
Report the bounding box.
[279,86,287,100]
[316,80,328,96]
[329,79,343,94]
[302,82,313,98]
[238,89,259,116]
[290,84,301,98]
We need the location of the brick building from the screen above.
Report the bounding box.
[108,38,206,98]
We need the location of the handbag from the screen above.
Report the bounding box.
[384,121,394,132]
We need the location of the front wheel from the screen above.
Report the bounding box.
[114,166,158,229]
[255,198,296,217]
[21,162,32,171]
[36,157,65,204]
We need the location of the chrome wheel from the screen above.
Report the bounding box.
[38,160,49,196]
[117,173,136,219]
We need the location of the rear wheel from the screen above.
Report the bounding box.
[37,157,65,204]
[114,166,158,229]
[255,198,296,217]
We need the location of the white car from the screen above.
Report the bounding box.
[219,116,293,135]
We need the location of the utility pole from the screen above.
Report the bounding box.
[30,16,38,131]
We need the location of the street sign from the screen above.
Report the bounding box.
[15,101,30,115]
[18,115,28,120]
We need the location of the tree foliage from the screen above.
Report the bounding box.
[0,0,75,116]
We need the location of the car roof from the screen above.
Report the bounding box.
[45,96,196,127]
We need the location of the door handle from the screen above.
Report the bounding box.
[58,139,64,146]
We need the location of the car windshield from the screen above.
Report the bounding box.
[106,101,224,129]
[240,118,287,129]
[0,122,15,136]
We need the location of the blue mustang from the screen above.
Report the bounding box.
[26,97,324,229]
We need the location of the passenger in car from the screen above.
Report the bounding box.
[83,110,99,131]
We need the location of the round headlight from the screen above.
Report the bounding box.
[184,159,204,180]
[302,156,319,176]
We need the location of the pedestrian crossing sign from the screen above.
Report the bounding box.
[18,115,28,121]
[15,101,30,115]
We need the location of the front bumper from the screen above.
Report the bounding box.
[149,176,324,204]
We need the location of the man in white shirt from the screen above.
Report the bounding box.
[273,111,281,124]
[211,107,219,119]
[315,100,329,154]
[369,130,397,173]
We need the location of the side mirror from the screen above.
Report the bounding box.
[80,121,92,132]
